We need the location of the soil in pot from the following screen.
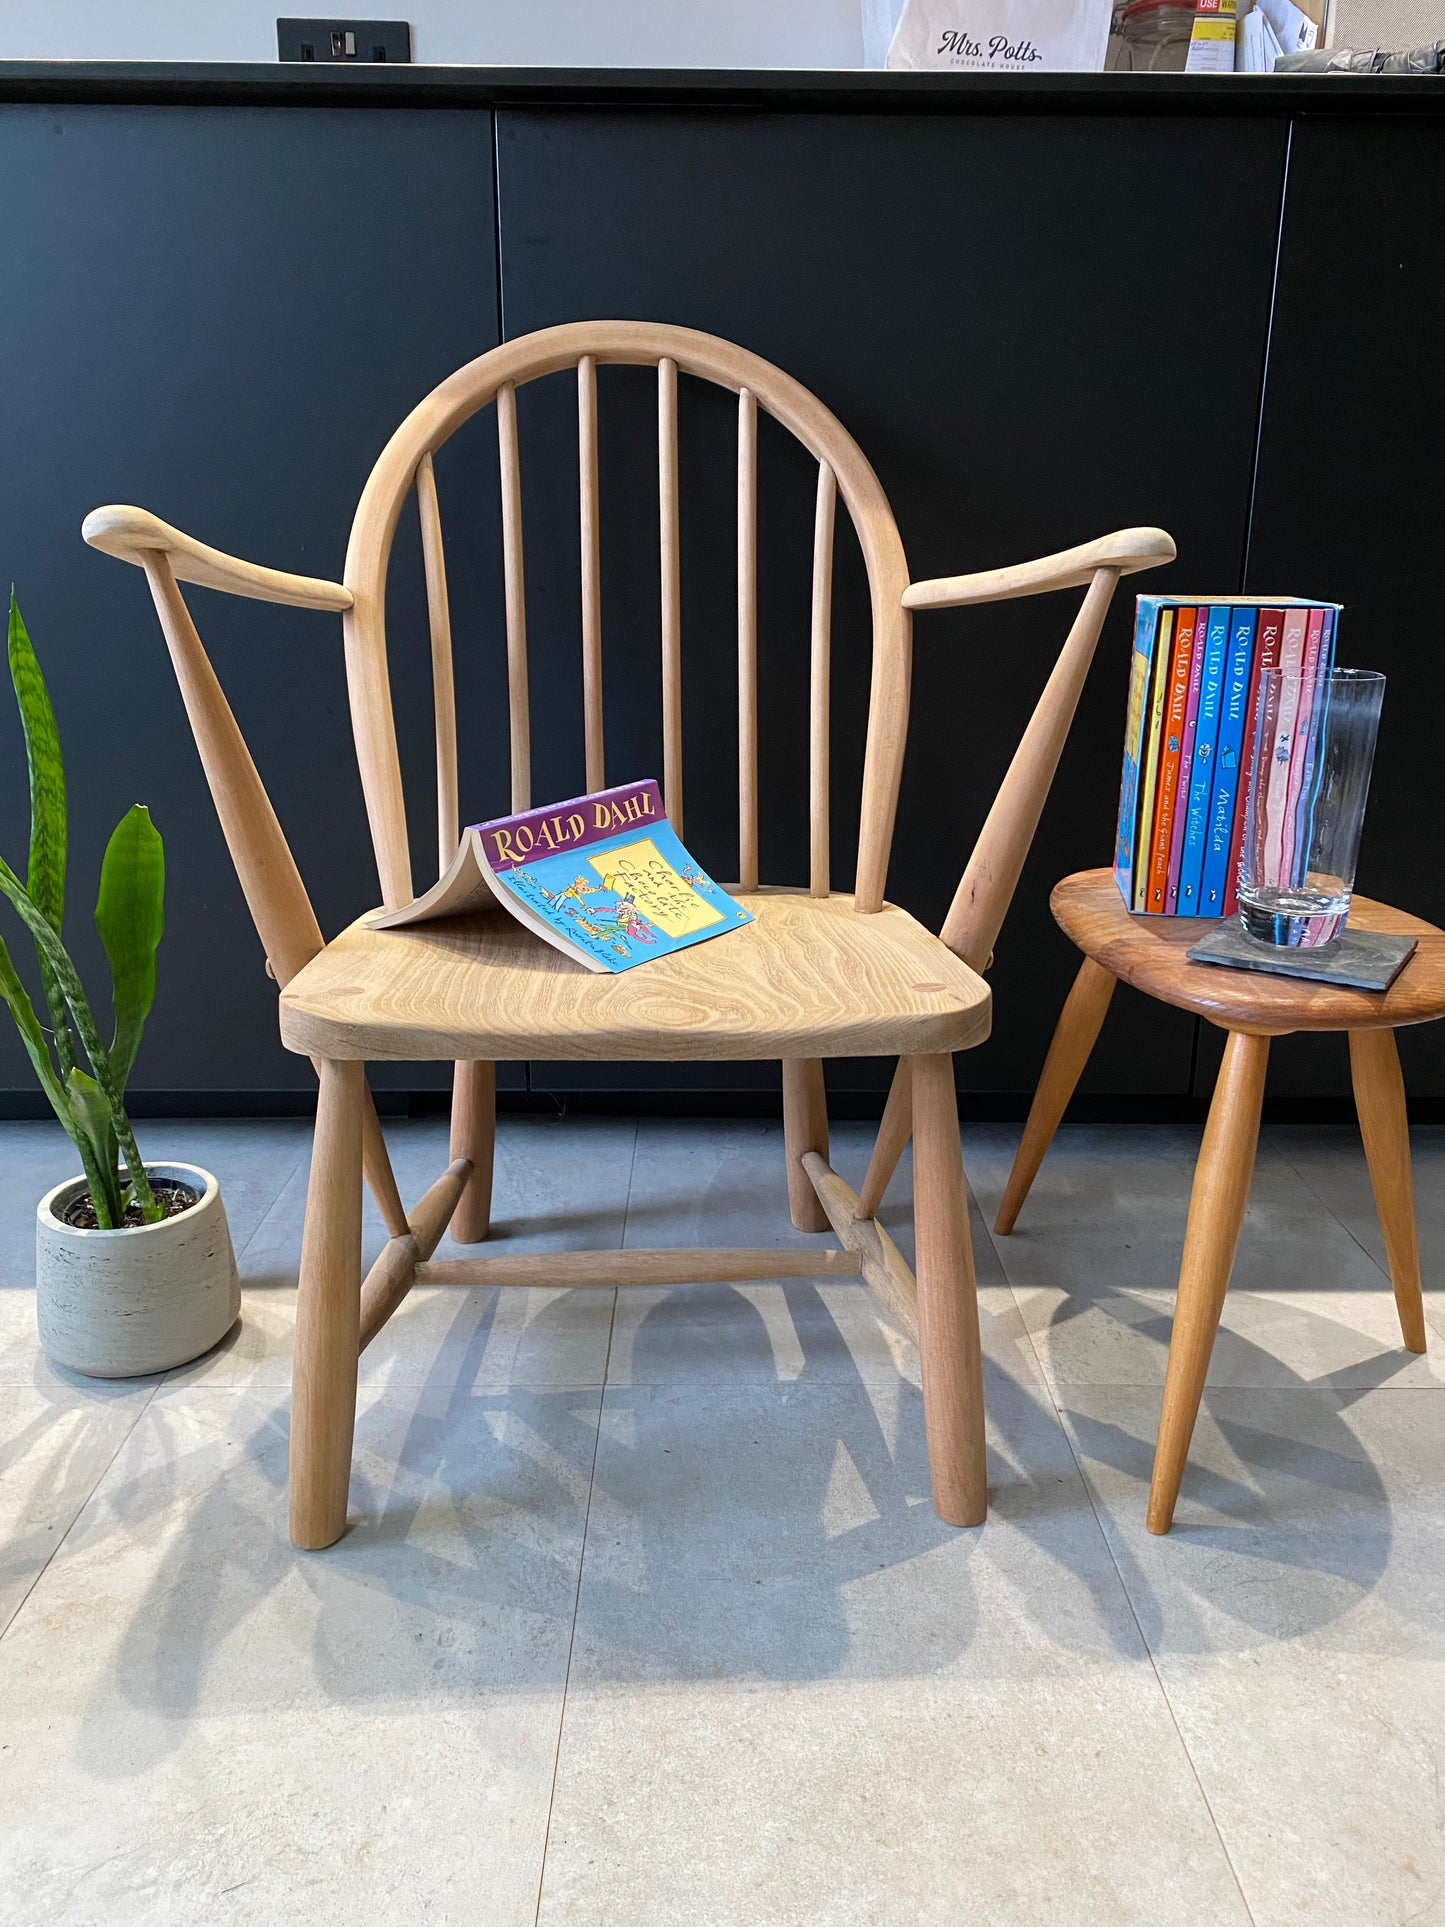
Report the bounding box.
[59,1177,201,1230]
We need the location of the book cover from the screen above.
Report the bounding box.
[1132,608,1174,911]
[1261,608,1311,883]
[368,778,752,974]
[1144,607,1197,914]
[1199,605,1257,913]
[1177,604,1231,914]
[1113,597,1166,908]
[1166,607,1208,911]
[1224,606,1286,918]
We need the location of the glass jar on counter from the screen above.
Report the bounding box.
[1111,0,1197,68]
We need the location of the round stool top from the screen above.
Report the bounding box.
[1051,870,1445,1035]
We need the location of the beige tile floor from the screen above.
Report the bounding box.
[0,1112,1442,1925]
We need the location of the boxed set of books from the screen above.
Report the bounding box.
[1114,596,1341,918]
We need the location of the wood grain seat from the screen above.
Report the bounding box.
[1051,869,1445,1035]
[279,892,992,1062]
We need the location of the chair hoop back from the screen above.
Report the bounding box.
[341,320,912,914]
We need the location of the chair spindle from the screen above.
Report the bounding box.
[810,463,837,899]
[658,356,683,834]
[577,355,605,792]
[737,387,759,890]
[497,380,532,813]
[415,453,459,877]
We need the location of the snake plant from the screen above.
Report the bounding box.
[1,593,164,1227]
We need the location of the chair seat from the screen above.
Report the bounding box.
[278,888,991,1062]
[1052,868,1445,1035]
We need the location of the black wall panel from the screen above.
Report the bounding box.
[495,108,1287,1095]
[0,103,511,1097]
[1246,116,1445,1097]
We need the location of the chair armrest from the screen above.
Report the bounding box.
[902,526,1175,612]
[82,505,353,612]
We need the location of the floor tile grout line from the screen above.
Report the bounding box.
[530,1120,635,1927]
[1060,1426,1261,1927]
[966,1128,1058,1401]
[1010,1309,1263,1926]
[158,1135,312,1389]
[0,1377,160,1645]
[1270,1133,1401,1290]
[4,1124,306,1624]
[530,1334,614,1927]
[966,1133,1263,1923]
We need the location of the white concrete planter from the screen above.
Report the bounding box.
[35,1161,240,1378]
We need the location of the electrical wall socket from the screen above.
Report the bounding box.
[276,19,412,62]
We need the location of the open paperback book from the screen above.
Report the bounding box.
[368,778,753,974]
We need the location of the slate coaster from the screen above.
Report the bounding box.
[1186,922,1418,992]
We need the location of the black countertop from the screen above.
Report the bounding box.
[0,60,1441,114]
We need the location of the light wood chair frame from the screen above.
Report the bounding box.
[85,320,1173,1548]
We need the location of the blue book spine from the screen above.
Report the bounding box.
[1177,605,1230,913]
[1114,596,1165,908]
[1199,606,1257,913]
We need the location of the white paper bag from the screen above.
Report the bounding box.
[886,0,1113,71]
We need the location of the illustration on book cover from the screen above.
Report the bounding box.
[369,778,752,974]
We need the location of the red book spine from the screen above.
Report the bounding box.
[1145,608,1197,913]
[1223,607,1284,918]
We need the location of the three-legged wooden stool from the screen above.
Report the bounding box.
[996,868,1445,1533]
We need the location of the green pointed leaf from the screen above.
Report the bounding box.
[64,1067,124,1228]
[7,593,65,932]
[95,804,164,1091]
[0,924,68,1123]
[7,595,76,1078]
[0,854,161,1221]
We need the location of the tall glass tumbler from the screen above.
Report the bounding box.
[1239,668,1385,948]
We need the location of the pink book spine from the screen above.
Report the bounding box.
[1225,608,1284,919]
[1261,609,1310,885]
[1165,615,1207,912]
[1280,608,1326,879]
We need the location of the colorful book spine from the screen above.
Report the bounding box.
[1280,606,1327,882]
[1165,610,1207,910]
[1224,606,1285,918]
[1132,608,1174,911]
[1113,597,1165,907]
[1200,606,1256,913]
[1177,604,1230,912]
[1261,608,1310,883]
[1290,606,1335,878]
[1145,608,1197,913]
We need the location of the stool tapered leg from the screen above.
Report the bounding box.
[1349,1028,1427,1353]
[995,956,1116,1235]
[1147,1028,1269,1535]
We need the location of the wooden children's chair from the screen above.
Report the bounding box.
[85,320,1173,1549]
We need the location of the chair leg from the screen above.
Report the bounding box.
[291,1057,365,1551]
[856,1060,911,1220]
[1349,1028,1428,1354]
[912,1052,987,1527]
[995,956,1115,1235]
[783,1057,830,1232]
[449,1059,496,1244]
[1147,1029,1269,1535]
